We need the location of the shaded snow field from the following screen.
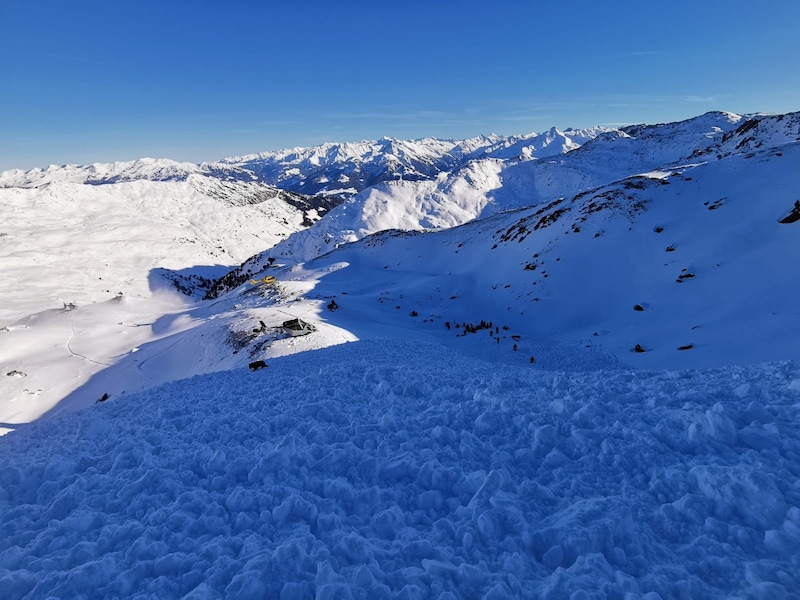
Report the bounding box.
[2,340,799,599]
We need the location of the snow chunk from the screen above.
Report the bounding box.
[691,465,788,529]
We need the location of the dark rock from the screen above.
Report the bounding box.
[778,200,800,224]
[634,344,646,353]
[249,360,268,371]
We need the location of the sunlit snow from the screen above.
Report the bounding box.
[1,111,799,598]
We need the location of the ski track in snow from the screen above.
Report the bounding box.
[1,340,799,599]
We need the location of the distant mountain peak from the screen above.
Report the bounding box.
[217,129,608,198]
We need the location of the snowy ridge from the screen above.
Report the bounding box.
[221,138,470,198]
[228,159,507,268]
[213,111,790,277]
[0,158,202,189]
[480,126,606,161]
[0,158,286,196]
[535,111,744,192]
[716,111,800,157]
[221,128,607,198]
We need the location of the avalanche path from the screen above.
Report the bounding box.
[1,339,798,599]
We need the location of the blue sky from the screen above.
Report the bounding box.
[1,0,798,171]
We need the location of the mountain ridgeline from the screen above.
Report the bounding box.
[2,110,798,368]
[206,110,800,297]
[3,110,800,600]
[219,127,606,198]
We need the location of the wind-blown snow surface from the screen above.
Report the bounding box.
[1,339,799,599]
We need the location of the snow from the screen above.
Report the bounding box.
[220,129,608,198]
[0,175,332,431]
[0,158,199,189]
[251,159,507,264]
[1,340,798,598]
[225,111,763,275]
[1,109,800,598]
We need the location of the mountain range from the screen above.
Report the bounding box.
[1,109,799,599]
[2,109,798,427]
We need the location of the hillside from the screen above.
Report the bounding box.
[212,111,778,277]
[0,158,338,320]
[1,109,799,599]
[0,160,339,430]
[3,111,798,433]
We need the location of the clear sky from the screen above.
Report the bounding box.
[1,0,798,171]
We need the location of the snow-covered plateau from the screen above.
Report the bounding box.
[1,110,799,598]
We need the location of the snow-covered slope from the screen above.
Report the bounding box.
[716,111,800,157]
[3,110,797,433]
[8,110,795,429]
[301,140,800,371]
[1,339,798,599]
[0,161,340,430]
[214,111,765,272]
[227,159,507,267]
[0,160,337,318]
[2,110,800,599]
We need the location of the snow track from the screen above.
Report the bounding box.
[66,314,113,368]
[1,340,798,599]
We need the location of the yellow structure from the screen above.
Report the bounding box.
[250,276,277,285]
